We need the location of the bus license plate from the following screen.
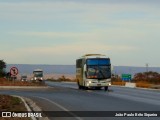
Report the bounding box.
[97,84,101,86]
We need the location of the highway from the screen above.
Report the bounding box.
[0,81,160,120]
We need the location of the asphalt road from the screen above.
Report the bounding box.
[0,81,160,120]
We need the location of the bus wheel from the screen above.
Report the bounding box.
[84,86,88,90]
[78,85,82,89]
[104,86,108,91]
[78,82,82,89]
[95,87,101,90]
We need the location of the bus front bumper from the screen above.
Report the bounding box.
[85,80,111,87]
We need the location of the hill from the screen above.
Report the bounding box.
[6,64,75,74]
[6,64,160,77]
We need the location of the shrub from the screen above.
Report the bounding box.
[136,82,151,88]
[111,81,126,86]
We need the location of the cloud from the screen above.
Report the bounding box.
[0,1,159,22]
[2,42,136,56]
[0,40,136,64]
[10,24,158,45]
[0,0,160,66]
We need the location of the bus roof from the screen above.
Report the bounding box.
[83,54,105,57]
[33,69,43,72]
[80,54,108,59]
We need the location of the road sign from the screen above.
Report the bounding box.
[10,67,18,76]
[121,74,132,81]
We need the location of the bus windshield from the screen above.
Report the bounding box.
[86,59,111,79]
[33,71,43,77]
[87,59,110,65]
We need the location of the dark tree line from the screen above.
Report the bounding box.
[111,71,160,84]
[133,71,160,84]
[0,60,6,77]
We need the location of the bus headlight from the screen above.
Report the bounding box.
[86,80,92,85]
[88,81,92,84]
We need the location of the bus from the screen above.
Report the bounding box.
[76,54,111,91]
[32,69,43,81]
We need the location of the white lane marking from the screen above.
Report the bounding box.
[35,96,83,120]
[12,95,37,120]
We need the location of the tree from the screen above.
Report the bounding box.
[133,71,160,84]
[0,60,6,77]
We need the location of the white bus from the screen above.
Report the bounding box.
[76,54,111,91]
[32,69,43,81]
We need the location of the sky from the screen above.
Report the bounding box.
[0,0,160,66]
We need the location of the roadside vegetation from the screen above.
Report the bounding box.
[111,76,126,86]
[0,95,30,120]
[47,72,160,89]
[0,78,46,86]
[47,75,76,82]
[112,71,160,89]
[1,59,160,88]
[0,95,26,111]
[0,60,6,78]
[0,60,46,86]
[0,60,37,120]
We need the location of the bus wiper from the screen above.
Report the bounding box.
[99,70,106,79]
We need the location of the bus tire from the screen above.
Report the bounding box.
[104,86,108,91]
[78,85,82,89]
[95,87,101,90]
[78,82,82,89]
[84,86,88,90]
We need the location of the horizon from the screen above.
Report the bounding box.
[6,64,160,76]
[6,63,160,68]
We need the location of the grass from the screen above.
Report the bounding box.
[0,95,24,111]
[0,95,31,120]
[47,75,76,82]
[111,80,154,89]
[136,82,151,88]
[0,78,46,86]
[111,81,126,86]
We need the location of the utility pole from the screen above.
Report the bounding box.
[146,63,148,72]
[146,63,148,80]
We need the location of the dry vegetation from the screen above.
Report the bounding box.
[0,95,30,120]
[111,81,153,88]
[0,78,39,120]
[136,82,151,88]
[111,71,160,89]
[48,75,159,89]
[0,78,45,86]
[111,79,153,88]
[111,81,126,86]
[0,95,26,111]
[47,75,76,82]
[133,71,160,88]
